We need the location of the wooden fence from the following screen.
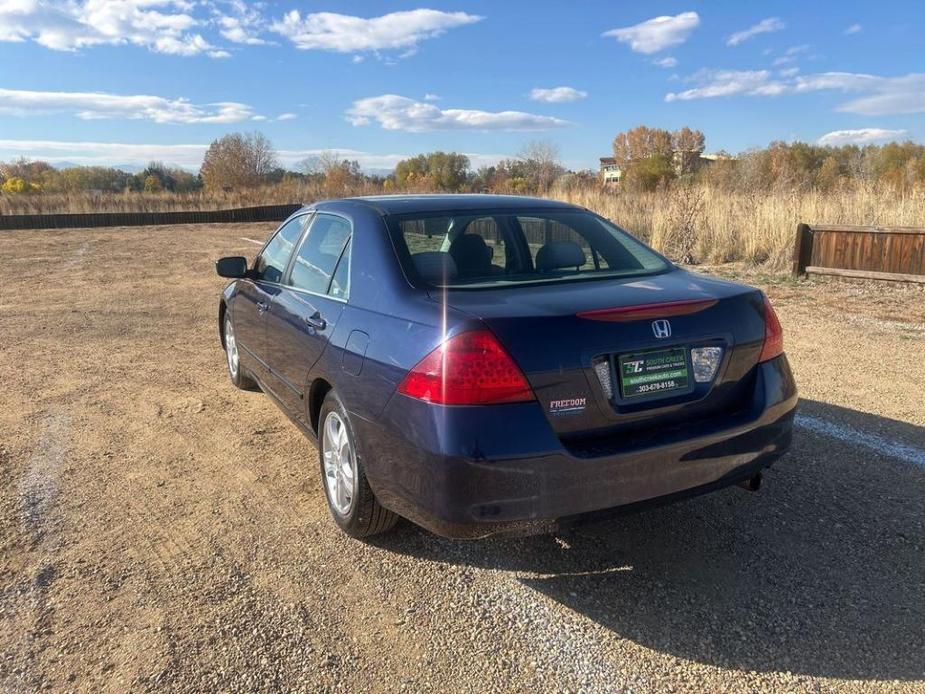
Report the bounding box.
[792,223,925,284]
[0,204,303,231]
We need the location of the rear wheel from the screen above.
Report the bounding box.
[223,315,258,391]
[319,391,398,538]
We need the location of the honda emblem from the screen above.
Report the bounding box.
[652,319,671,339]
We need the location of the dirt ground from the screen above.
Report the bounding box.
[1,223,923,693]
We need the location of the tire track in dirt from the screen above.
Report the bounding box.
[3,412,71,692]
[17,413,70,543]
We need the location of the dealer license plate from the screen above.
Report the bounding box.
[618,347,690,399]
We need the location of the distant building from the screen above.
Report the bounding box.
[599,157,622,184]
[674,151,737,174]
[600,152,734,182]
[699,153,735,163]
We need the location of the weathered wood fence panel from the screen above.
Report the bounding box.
[792,224,925,284]
[0,204,303,231]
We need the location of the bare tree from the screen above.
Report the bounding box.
[299,151,340,176]
[302,151,362,194]
[517,140,564,192]
[249,132,277,179]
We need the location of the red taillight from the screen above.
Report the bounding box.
[759,294,784,362]
[398,330,535,405]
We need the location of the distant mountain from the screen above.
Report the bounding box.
[47,160,388,176]
[49,161,145,173]
[109,163,147,173]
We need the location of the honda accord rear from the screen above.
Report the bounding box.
[218,195,797,539]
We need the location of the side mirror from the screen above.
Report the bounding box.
[216,256,249,278]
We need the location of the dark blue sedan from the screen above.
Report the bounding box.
[215,195,796,538]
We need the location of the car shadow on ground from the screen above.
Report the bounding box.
[371,399,925,681]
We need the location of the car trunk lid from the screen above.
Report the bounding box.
[429,269,768,440]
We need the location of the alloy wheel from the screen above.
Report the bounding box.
[322,411,356,516]
[224,318,239,378]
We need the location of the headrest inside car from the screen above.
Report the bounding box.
[413,252,458,283]
[448,233,493,274]
[535,240,587,271]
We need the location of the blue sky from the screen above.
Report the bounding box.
[1,0,923,171]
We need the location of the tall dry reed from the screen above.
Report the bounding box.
[551,184,925,270]
[3,181,923,270]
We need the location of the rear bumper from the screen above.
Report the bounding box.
[355,355,797,538]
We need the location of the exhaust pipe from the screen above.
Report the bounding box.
[738,472,762,492]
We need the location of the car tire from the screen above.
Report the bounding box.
[223,314,259,391]
[318,390,398,538]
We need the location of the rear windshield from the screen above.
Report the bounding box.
[388,209,669,288]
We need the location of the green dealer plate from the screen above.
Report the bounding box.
[618,347,690,399]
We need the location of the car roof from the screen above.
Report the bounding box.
[312,194,584,216]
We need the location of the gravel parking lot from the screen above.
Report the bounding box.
[1,223,923,693]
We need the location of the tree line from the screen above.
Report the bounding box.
[608,125,925,193]
[3,128,925,199]
[0,159,202,195]
[703,139,925,192]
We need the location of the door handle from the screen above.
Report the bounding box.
[256,301,269,314]
[303,311,327,331]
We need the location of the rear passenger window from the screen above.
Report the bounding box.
[254,216,307,283]
[289,214,351,295]
[517,216,607,271]
[399,217,451,254]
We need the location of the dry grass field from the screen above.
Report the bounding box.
[1,223,923,692]
[3,183,924,271]
[560,184,925,270]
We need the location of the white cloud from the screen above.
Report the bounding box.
[276,113,297,121]
[791,72,878,92]
[0,0,229,57]
[0,139,510,172]
[271,9,482,55]
[0,87,259,123]
[346,95,570,132]
[0,139,210,168]
[666,69,925,115]
[453,153,511,170]
[528,86,587,103]
[0,3,487,62]
[844,23,862,35]
[827,74,925,115]
[726,17,785,46]
[772,44,809,66]
[216,1,268,46]
[602,12,699,55]
[818,128,907,146]
[653,56,678,68]
[423,93,440,101]
[665,70,788,101]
